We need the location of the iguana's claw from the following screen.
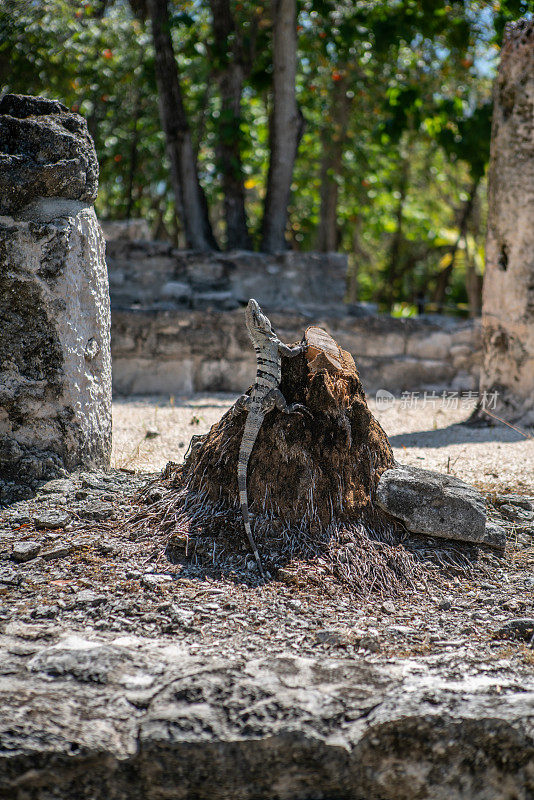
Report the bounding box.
[287,402,313,419]
[233,394,250,414]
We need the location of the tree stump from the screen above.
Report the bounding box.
[184,326,393,521]
[135,326,427,595]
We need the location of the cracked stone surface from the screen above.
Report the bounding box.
[0,627,533,799]
[0,93,98,215]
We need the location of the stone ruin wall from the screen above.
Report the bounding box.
[104,224,482,397]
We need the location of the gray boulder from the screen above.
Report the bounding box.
[376,464,506,549]
[0,93,98,215]
[11,540,41,562]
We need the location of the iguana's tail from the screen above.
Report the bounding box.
[238,410,265,578]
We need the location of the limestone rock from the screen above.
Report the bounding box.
[34,510,70,530]
[79,500,115,521]
[376,464,506,549]
[100,218,151,241]
[11,540,41,562]
[0,633,533,799]
[40,544,73,561]
[27,636,130,684]
[483,521,508,549]
[0,207,111,500]
[74,590,107,608]
[0,93,98,215]
[0,95,111,502]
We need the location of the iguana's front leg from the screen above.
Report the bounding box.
[278,341,307,358]
[262,388,312,418]
[231,393,252,416]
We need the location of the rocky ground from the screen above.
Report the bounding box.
[1,465,533,664]
[1,395,533,798]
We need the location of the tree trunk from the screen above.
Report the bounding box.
[432,178,479,309]
[147,0,218,251]
[261,0,303,253]
[125,88,141,220]
[209,0,252,250]
[380,153,410,309]
[466,262,483,318]
[475,18,534,426]
[317,77,352,253]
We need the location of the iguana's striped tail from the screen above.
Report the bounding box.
[238,410,265,578]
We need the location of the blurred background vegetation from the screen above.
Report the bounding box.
[1,0,533,314]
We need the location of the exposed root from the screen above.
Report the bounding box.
[128,470,479,598]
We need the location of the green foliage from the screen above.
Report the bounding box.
[1,0,527,310]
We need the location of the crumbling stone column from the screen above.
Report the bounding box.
[478,19,534,426]
[0,94,111,502]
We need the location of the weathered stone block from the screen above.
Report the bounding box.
[368,358,455,392]
[335,330,405,358]
[223,250,348,311]
[450,371,478,392]
[0,94,98,215]
[0,207,111,491]
[182,253,227,287]
[105,241,177,307]
[405,331,452,360]
[450,344,472,359]
[451,321,481,347]
[0,95,111,501]
[1,634,532,799]
[195,359,255,393]
[376,464,505,549]
[191,290,238,310]
[161,281,192,302]
[112,358,194,395]
[100,218,150,241]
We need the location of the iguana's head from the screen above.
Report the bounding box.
[245,299,273,338]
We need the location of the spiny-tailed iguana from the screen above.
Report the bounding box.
[235,299,309,578]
